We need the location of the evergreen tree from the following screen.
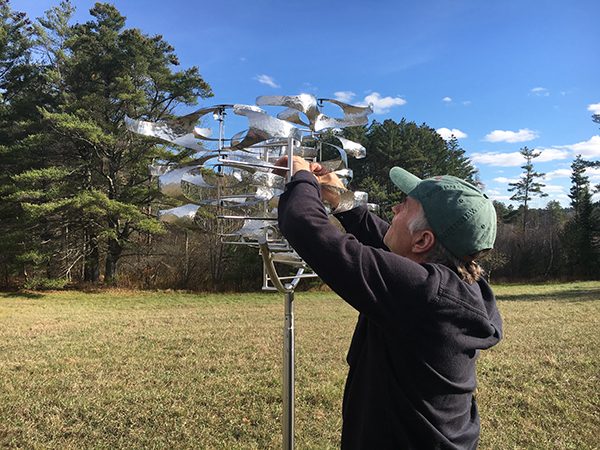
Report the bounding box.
[508,146,548,231]
[347,119,477,220]
[0,0,40,285]
[1,2,212,285]
[563,155,598,277]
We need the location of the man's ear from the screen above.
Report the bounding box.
[412,230,435,254]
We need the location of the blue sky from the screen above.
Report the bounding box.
[12,0,600,207]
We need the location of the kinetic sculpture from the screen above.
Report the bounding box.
[125,94,373,449]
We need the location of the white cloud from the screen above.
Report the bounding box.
[333,91,356,103]
[586,167,600,183]
[564,135,600,158]
[544,168,572,180]
[531,87,550,96]
[535,148,571,162]
[587,103,600,114]
[462,100,472,106]
[471,151,525,167]
[254,74,280,88]
[493,177,519,184]
[485,189,512,202]
[543,184,566,194]
[436,127,467,140]
[442,97,452,103]
[361,92,406,114]
[471,147,568,167]
[484,128,539,143]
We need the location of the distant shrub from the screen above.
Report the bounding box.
[23,277,68,290]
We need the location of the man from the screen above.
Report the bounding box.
[275,156,503,449]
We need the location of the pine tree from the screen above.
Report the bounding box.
[348,119,477,220]
[564,155,598,277]
[508,146,548,231]
[0,0,39,285]
[2,2,212,285]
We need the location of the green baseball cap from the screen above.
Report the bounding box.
[389,167,497,259]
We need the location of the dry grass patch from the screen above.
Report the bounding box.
[0,282,598,449]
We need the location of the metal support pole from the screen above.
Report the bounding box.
[283,290,294,450]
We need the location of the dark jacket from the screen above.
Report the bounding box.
[278,171,503,449]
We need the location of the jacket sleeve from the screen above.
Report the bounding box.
[278,171,440,329]
[334,205,391,250]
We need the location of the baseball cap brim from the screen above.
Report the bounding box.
[389,167,422,194]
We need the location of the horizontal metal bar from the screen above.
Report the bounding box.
[217,158,287,171]
[265,273,318,281]
[218,215,277,220]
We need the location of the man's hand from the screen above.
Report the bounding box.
[311,162,347,210]
[273,157,346,209]
[273,155,312,177]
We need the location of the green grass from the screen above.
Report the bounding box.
[0,282,598,449]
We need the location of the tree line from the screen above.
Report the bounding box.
[1,1,598,290]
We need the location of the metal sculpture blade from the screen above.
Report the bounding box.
[319,187,368,213]
[312,99,373,132]
[225,219,279,242]
[321,142,349,172]
[124,107,227,150]
[158,165,205,201]
[256,94,320,122]
[276,108,310,127]
[336,136,366,159]
[319,98,373,116]
[231,105,301,150]
[158,204,201,228]
[313,113,369,132]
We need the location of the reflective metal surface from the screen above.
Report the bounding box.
[126,94,376,450]
[231,106,301,149]
[313,113,369,132]
[124,107,228,150]
[319,98,373,117]
[336,136,366,159]
[277,108,310,127]
[126,94,374,257]
[158,204,201,228]
[256,94,320,122]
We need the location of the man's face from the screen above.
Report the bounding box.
[383,196,423,257]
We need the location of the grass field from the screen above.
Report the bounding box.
[0,281,598,449]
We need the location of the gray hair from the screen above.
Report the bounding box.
[408,205,485,284]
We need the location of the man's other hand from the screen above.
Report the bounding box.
[273,155,312,177]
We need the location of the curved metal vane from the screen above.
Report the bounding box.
[256,94,320,122]
[313,113,369,132]
[319,98,373,117]
[222,219,280,243]
[125,106,230,150]
[158,204,201,228]
[335,136,366,159]
[231,105,301,149]
[312,98,373,132]
[276,108,310,128]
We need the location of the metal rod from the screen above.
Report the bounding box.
[283,290,294,450]
[258,135,299,450]
[269,273,317,281]
[216,158,289,171]
[217,215,277,220]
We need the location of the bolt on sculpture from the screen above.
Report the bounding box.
[125,94,374,449]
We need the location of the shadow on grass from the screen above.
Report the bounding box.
[0,291,46,299]
[497,288,600,302]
